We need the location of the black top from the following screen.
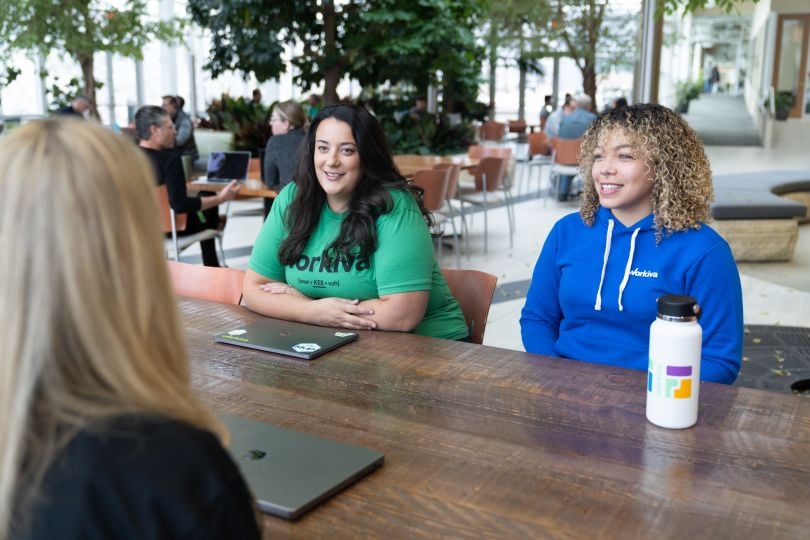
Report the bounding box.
[263,128,305,190]
[14,415,261,540]
[143,147,202,213]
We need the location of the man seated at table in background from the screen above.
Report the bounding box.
[544,95,575,141]
[136,105,239,267]
[555,94,597,201]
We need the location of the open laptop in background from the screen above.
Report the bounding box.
[222,415,384,520]
[213,317,358,360]
[206,150,251,183]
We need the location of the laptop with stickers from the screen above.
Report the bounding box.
[222,415,384,520]
[213,317,358,359]
[206,150,251,183]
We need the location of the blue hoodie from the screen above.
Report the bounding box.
[520,207,743,384]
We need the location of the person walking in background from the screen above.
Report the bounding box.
[520,103,743,384]
[57,96,90,118]
[0,118,261,539]
[710,65,721,94]
[262,100,308,217]
[243,104,468,341]
[137,105,239,267]
[162,95,199,165]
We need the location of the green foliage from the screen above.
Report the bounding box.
[186,1,484,106]
[675,80,702,103]
[44,74,103,112]
[661,0,761,16]
[199,94,273,155]
[0,0,183,116]
[378,113,476,156]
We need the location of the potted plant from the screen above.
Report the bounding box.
[764,92,794,121]
[674,80,701,114]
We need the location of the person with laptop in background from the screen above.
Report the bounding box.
[0,118,261,539]
[262,100,308,218]
[243,104,469,341]
[137,105,240,267]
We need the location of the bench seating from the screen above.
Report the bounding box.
[710,170,809,262]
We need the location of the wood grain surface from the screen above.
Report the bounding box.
[180,298,810,539]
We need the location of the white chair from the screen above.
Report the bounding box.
[456,156,514,254]
[154,185,227,265]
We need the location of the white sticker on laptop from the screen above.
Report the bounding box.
[227,329,247,336]
[334,332,356,337]
[293,343,321,353]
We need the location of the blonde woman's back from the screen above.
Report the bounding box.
[0,118,260,539]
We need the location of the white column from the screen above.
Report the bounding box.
[159,0,177,95]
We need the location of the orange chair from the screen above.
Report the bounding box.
[548,138,582,205]
[479,121,507,143]
[166,260,245,305]
[412,168,459,267]
[154,185,227,265]
[441,268,498,345]
[248,157,261,181]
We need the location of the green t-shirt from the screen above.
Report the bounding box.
[249,184,469,340]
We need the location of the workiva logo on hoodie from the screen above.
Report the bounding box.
[629,268,658,278]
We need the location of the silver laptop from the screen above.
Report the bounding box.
[214,317,358,360]
[222,415,384,520]
[206,151,251,182]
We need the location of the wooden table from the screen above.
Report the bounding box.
[394,154,477,177]
[181,298,810,538]
[189,178,277,199]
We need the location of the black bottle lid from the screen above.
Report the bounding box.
[657,295,700,320]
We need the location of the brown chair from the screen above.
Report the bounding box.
[548,137,582,205]
[479,121,507,143]
[441,268,498,345]
[412,168,460,267]
[248,157,261,181]
[154,185,227,265]
[166,260,245,305]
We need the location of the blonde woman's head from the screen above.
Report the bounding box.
[0,118,219,535]
[271,100,307,134]
[578,103,713,239]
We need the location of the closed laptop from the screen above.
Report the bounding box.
[222,415,384,520]
[214,317,358,360]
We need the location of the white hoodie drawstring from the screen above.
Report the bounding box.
[594,219,614,311]
[617,228,640,311]
[594,220,641,312]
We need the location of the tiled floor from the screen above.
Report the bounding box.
[184,147,810,353]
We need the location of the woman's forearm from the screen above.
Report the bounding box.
[358,291,429,332]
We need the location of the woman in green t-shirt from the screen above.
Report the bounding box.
[243,104,468,341]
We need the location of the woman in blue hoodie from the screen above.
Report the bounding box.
[520,103,743,384]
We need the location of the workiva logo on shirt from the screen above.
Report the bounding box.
[629,268,658,278]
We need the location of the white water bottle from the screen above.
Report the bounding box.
[646,295,702,429]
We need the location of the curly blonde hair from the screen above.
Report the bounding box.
[578,103,713,241]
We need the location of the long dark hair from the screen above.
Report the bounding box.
[278,104,431,266]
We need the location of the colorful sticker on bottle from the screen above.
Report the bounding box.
[648,361,692,399]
